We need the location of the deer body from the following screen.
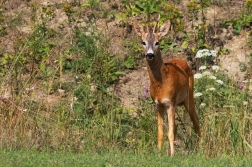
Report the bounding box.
[148,59,190,106]
[134,20,200,156]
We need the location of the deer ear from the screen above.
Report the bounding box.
[134,22,145,37]
[158,20,171,38]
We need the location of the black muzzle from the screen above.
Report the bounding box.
[146,53,154,60]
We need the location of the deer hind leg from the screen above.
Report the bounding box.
[183,96,201,148]
[189,73,201,137]
[167,106,175,156]
[183,97,200,136]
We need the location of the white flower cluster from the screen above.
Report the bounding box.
[194,73,203,79]
[202,71,212,76]
[200,103,206,108]
[216,80,224,85]
[206,87,216,91]
[194,72,224,84]
[193,51,222,83]
[195,49,218,58]
[194,92,203,98]
[193,49,225,105]
[199,65,207,70]
[212,65,220,71]
[209,75,217,80]
[194,71,217,80]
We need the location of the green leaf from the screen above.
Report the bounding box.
[114,13,127,21]
[82,3,90,7]
[123,56,137,69]
[173,47,181,52]
[161,47,169,54]
[40,63,46,72]
[114,71,125,75]
[233,21,242,34]
[134,1,144,10]
[181,41,188,49]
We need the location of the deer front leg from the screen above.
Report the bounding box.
[168,106,175,156]
[157,108,164,151]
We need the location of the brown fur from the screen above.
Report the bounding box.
[134,21,200,156]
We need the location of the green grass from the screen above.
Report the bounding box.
[0,151,251,167]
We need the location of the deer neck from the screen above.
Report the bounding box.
[146,50,166,84]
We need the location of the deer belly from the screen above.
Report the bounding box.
[154,98,171,107]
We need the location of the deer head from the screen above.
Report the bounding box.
[134,20,171,61]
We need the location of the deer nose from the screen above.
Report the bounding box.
[146,53,154,60]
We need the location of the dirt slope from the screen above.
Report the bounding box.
[1,0,251,109]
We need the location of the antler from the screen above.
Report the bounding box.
[143,17,149,33]
[146,24,149,33]
[153,14,160,33]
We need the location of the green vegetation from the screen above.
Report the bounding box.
[0,0,252,165]
[0,150,251,167]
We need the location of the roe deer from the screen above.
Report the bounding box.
[134,20,200,156]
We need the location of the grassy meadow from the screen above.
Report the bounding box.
[0,150,251,166]
[0,0,252,166]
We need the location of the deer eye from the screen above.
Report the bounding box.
[155,42,159,46]
[142,41,146,45]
